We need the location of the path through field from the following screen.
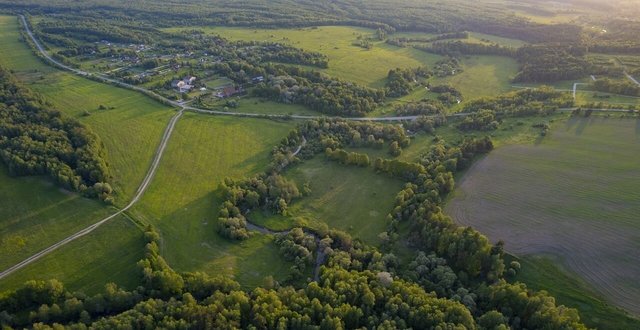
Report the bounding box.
[446,117,640,315]
[0,110,184,280]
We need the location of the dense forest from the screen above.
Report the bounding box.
[0,66,112,201]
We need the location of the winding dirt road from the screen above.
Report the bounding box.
[0,110,183,280]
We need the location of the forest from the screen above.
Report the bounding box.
[0,66,112,201]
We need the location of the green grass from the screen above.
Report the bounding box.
[0,15,161,294]
[282,156,404,245]
[0,15,174,204]
[576,90,640,107]
[129,113,295,288]
[446,116,640,316]
[206,97,320,116]
[0,215,145,295]
[512,254,640,330]
[0,164,115,271]
[434,55,519,100]
[467,32,527,48]
[164,25,444,88]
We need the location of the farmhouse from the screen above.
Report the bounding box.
[171,76,197,93]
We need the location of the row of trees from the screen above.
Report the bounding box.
[386,31,469,47]
[463,87,573,116]
[394,99,445,116]
[514,45,596,83]
[325,148,371,167]
[592,78,640,97]
[416,41,516,57]
[253,72,384,116]
[0,66,112,201]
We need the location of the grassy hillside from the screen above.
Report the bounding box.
[446,116,640,317]
[0,15,174,204]
[129,113,295,288]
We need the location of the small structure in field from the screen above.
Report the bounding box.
[215,86,242,98]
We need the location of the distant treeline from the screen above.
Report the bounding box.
[0,0,591,44]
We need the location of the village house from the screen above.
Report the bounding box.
[171,76,197,93]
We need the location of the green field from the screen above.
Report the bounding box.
[512,254,640,330]
[0,15,174,204]
[0,15,163,293]
[467,32,527,47]
[434,55,519,100]
[164,25,444,88]
[129,113,295,287]
[0,164,114,271]
[446,116,640,316]
[0,215,145,295]
[576,90,640,107]
[203,97,320,116]
[282,157,404,245]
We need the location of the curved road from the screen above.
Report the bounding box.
[3,15,637,281]
[0,109,183,280]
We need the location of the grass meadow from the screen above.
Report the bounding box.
[283,157,404,245]
[129,113,296,288]
[0,214,146,295]
[433,55,519,100]
[0,164,114,271]
[446,116,640,317]
[165,25,444,88]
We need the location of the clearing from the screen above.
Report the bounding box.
[129,113,296,288]
[283,157,404,245]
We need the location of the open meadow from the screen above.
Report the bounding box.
[129,113,296,287]
[0,164,114,272]
[446,116,640,316]
[0,214,145,294]
[283,157,404,245]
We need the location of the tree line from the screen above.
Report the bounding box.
[0,66,113,201]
